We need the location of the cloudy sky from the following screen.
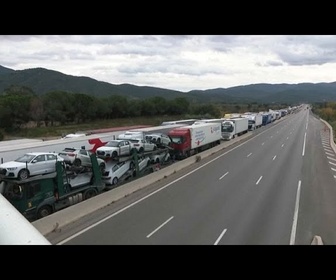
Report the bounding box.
[1,35,336,92]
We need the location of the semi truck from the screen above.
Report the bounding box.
[222,117,249,140]
[168,122,222,159]
[0,154,106,221]
[242,114,263,131]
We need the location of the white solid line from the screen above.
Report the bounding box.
[290,180,301,245]
[214,228,227,245]
[302,132,306,156]
[219,171,229,180]
[331,167,336,172]
[146,216,174,238]
[329,161,336,166]
[247,153,252,157]
[327,156,336,161]
[256,176,263,185]
[272,155,277,161]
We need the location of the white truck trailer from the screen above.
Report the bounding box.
[168,122,222,159]
[243,113,263,130]
[222,117,249,140]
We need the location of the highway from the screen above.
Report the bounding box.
[41,107,336,245]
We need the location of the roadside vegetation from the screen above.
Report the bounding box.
[312,102,336,142]
[0,86,291,140]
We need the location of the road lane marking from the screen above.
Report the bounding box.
[57,120,287,245]
[287,137,289,140]
[146,216,174,238]
[306,122,308,130]
[302,132,306,156]
[331,167,336,172]
[281,144,284,147]
[290,180,301,245]
[324,148,333,153]
[214,228,227,245]
[219,172,229,180]
[256,176,263,185]
[327,156,336,161]
[262,142,265,146]
[247,153,252,157]
[329,161,336,166]
[272,155,277,161]
[334,175,336,179]
[325,151,334,156]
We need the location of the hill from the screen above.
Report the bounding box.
[1,65,336,104]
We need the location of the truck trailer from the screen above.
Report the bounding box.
[243,114,263,131]
[222,117,249,140]
[0,154,106,221]
[168,122,222,159]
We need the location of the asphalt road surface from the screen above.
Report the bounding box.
[46,108,336,245]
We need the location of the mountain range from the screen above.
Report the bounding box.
[1,65,336,104]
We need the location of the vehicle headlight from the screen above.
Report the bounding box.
[7,167,18,171]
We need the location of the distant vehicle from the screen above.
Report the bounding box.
[62,131,89,139]
[117,131,144,140]
[160,119,199,126]
[145,133,171,148]
[222,117,249,140]
[58,147,106,171]
[241,114,263,130]
[0,152,64,180]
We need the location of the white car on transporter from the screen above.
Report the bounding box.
[0,152,64,180]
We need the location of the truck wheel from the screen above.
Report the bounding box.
[73,158,81,167]
[112,177,118,185]
[18,169,29,180]
[37,205,53,219]
[84,188,97,200]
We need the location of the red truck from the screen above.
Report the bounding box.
[168,122,222,159]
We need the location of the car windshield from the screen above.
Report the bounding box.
[15,154,36,163]
[105,141,120,147]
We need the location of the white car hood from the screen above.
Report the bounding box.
[97,146,117,151]
[0,161,27,169]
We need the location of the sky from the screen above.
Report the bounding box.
[1,35,336,92]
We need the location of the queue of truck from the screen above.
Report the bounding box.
[0,108,295,221]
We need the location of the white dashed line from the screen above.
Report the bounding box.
[146,216,174,238]
[219,172,229,180]
[214,228,227,245]
[256,176,263,185]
